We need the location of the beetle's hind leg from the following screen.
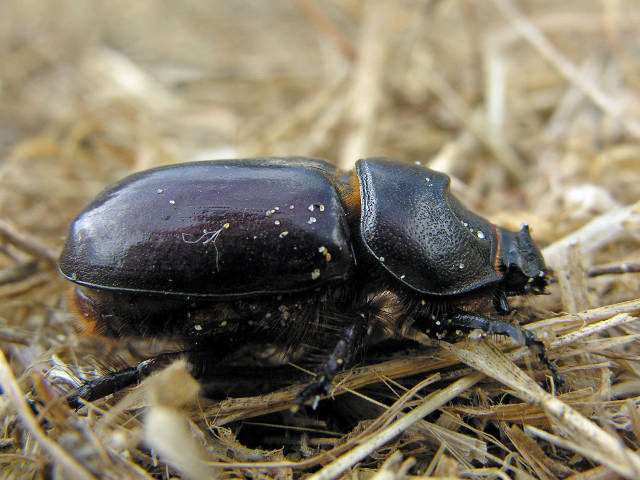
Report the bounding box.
[66,352,180,408]
[445,312,561,382]
[295,312,368,409]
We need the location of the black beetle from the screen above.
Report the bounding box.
[58,157,553,407]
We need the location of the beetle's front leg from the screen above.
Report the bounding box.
[295,313,368,409]
[447,312,531,344]
[445,312,560,381]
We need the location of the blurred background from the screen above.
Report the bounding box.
[2,0,640,239]
[1,1,640,478]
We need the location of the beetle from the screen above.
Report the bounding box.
[58,157,554,407]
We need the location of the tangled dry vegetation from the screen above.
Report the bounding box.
[1,1,640,479]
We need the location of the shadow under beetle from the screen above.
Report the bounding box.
[58,157,554,408]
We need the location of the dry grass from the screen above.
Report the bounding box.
[1,1,640,478]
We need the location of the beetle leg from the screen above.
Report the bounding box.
[493,292,511,314]
[445,312,561,382]
[295,313,367,409]
[67,353,179,408]
[0,386,46,421]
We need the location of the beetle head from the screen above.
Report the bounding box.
[499,224,548,295]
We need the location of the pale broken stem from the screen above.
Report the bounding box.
[307,371,485,480]
[588,261,640,277]
[556,242,591,314]
[542,201,640,272]
[443,340,640,479]
[422,66,526,182]
[369,451,416,480]
[528,297,640,331]
[0,260,38,286]
[243,74,347,156]
[541,52,609,142]
[490,0,640,139]
[0,349,96,480]
[0,271,51,298]
[0,219,58,269]
[338,0,393,170]
[524,425,638,478]
[550,313,637,350]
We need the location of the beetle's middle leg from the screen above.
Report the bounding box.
[445,312,560,381]
[295,312,368,408]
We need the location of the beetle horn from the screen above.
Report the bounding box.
[500,224,547,280]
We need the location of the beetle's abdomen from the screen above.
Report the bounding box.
[356,158,502,295]
[59,158,354,297]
